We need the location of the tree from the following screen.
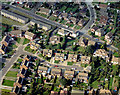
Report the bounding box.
[60,78,67,86]
[34,23,38,31]
[57,43,61,49]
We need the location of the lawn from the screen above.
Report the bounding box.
[49,16,57,21]
[60,20,67,25]
[91,80,99,89]
[36,12,47,18]
[113,52,119,57]
[9,44,18,49]
[1,89,11,94]
[2,80,14,87]
[24,46,36,54]
[12,63,20,69]
[2,16,24,26]
[74,25,81,30]
[16,37,21,43]
[109,77,113,89]
[23,7,31,11]
[66,8,72,13]
[66,23,74,27]
[7,50,15,56]
[67,62,74,65]
[6,71,18,77]
[80,64,88,67]
[54,60,60,64]
[59,6,67,12]
[17,58,23,63]
[23,38,30,45]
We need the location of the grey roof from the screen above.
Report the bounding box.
[31,19,51,30]
[1,9,29,22]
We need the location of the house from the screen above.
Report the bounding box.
[99,4,108,9]
[105,32,113,44]
[43,49,52,58]
[57,28,70,36]
[81,56,91,64]
[95,28,104,37]
[30,19,51,31]
[78,19,87,27]
[64,70,74,80]
[91,25,99,33]
[111,56,119,65]
[88,40,96,46]
[1,9,29,24]
[60,90,67,95]
[25,2,35,8]
[70,17,77,24]
[0,35,13,54]
[20,60,31,70]
[99,89,112,95]
[77,72,88,83]
[25,31,36,40]
[38,8,50,16]
[11,85,22,95]
[50,91,58,95]
[51,68,61,77]
[9,30,22,37]
[30,41,40,50]
[52,10,61,17]
[55,53,65,61]
[68,54,78,62]
[93,49,109,59]
[99,15,108,25]
[78,37,88,47]
[49,36,61,45]
[61,13,68,20]
[37,66,48,76]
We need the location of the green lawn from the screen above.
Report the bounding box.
[54,60,60,64]
[23,38,30,45]
[2,80,14,87]
[113,52,119,57]
[74,25,81,30]
[23,7,31,11]
[60,20,67,25]
[17,58,23,62]
[49,16,57,21]
[6,71,18,77]
[1,89,11,95]
[109,77,113,89]
[66,8,72,13]
[67,62,74,65]
[9,44,17,49]
[60,6,67,12]
[12,63,20,69]
[36,12,47,18]
[7,50,15,56]
[16,37,21,43]
[66,23,74,27]
[24,46,36,54]
[91,80,99,89]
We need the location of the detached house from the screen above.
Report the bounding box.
[70,17,77,24]
[55,53,65,61]
[61,13,68,20]
[78,37,88,47]
[77,72,88,83]
[51,68,61,77]
[105,32,113,44]
[93,49,109,60]
[99,16,108,25]
[64,70,74,80]
[43,49,52,58]
[9,30,22,37]
[37,66,48,76]
[111,56,119,65]
[88,40,96,46]
[38,8,50,16]
[52,10,61,17]
[81,56,91,64]
[95,28,104,37]
[25,31,36,40]
[30,41,40,50]
[68,54,78,62]
[99,4,108,9]
[57,28,70,36]
[49,36,61,45]
[78,19,87,27]
[91,25,99,33]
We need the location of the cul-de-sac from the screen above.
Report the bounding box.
[0,1,120,95]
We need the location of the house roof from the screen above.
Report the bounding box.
[58,28,69,35]
[81,56,90,61]
[39,8,50,13]
[2,9,29,22]
[30,19,51,30]
[99,4,108,8]
[38,66,48,71]
[9,30,22,35]
[94,49,108,57]
[25,31,35,37]
[50,36,60,42]
[88,40,96,46]
[70,17,76,22]
[55,53,64,58]
[99,15,108,24]
[106,32,113,38]
[64,70,74,75]
[92,25,99,31]
[112,56,119,63]
[78,72,88,77]
[62,13,68,17]
[51,68,61,74]
[68,54,77,60]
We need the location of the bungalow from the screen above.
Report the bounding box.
[51,68,61,77]
[9,30,22,37]
[37,66,48,76]
[30,41,40,50]
[64,70,74,80]
[43,49,52,58]
[68,54,78,62]
[111,56,119,65]
[99,15,108,25]
[91,25,99,33]
[77,72,88,83]
[57,28,70,36]
[78,37,88,47]
[95,28,104,37]
[70,17,77,24]
[93,49,109,59]
[88,40,96,46]
[1,9,29,24]
[81,56,91,64]
[30,19,51,31]
[105,32,113,44]
[38,8,50,16]
[78,19,87,27]
[55,53,65,61]
[25,31,36,40]
[49,36,61,45]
